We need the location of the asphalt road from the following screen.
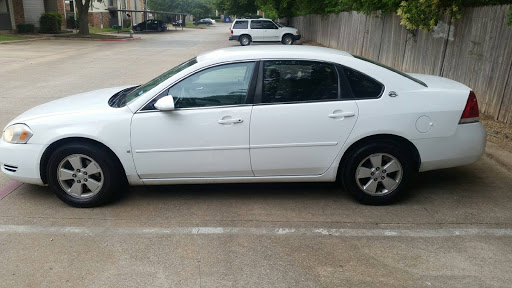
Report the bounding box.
[1,23,512,288]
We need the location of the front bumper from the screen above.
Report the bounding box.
[294,35,301,40]
[0,139,46,185]
[229,35,240,41]
[413,122,487,172]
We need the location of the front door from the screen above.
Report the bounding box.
[131,61,258,179]
[262,20,280,41]
[250,60,359,176]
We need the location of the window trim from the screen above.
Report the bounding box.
[254,59,344,106]
[339,65,385,100]
[137,60,260,113]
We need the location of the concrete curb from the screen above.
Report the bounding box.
[484,142,512,172]
[0,37,50,44]
[100,37,141,41]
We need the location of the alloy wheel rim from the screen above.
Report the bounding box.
[355,153,402,196]
[242,37,249,45]
[285,38,292,44]
[57,154,104,199]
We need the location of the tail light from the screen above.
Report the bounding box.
[459,91,479,124]
[231,29,233,35]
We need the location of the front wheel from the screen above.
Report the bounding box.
[341,141,414,205]
[47,143,125,208]
[282,35,294,45]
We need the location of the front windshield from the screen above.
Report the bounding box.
[122,57,198,105]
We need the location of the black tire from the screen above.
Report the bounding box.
[282,35,294,45]
[47,142,126,208]
[136,26,142,32]
[239,35,251,46]
[341,140,414,205]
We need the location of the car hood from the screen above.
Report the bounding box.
[280,27,299,33]
[6,86,133,128]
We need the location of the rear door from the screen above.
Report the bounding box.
[250,60,359,176]
[249,20,265,41]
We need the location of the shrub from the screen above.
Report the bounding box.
[39,12,63,33]
[17,23,35,33]
[66,15,79,29]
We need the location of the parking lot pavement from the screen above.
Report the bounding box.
[1,23,512,287]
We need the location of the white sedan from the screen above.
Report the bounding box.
[0,46,486,207]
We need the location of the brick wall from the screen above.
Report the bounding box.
[12,0,24,25]
[88,12,110,28]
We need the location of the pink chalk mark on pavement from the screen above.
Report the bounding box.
[0,180,22,200]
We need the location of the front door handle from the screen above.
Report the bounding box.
[328,111,356,118]
[218,118,244,124]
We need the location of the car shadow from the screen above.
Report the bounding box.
[124,163,492,205]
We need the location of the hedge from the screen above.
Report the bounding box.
[39,12,63,33]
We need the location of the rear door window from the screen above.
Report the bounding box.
[261,60,339,104]
[250,20,263,29]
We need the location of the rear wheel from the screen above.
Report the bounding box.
[282,35,294,45]
[47,143,125,208]
[239,35,251,46]
[341,141,414,205]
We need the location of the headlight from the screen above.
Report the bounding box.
[2,124,33,144]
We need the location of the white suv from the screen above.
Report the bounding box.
[229,18,301,46]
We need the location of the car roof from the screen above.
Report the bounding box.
[197,46,353,63]
[234,18,272,21]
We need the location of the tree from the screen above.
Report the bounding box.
[151,0,215,19]
[214,0,258,16]
[75,0,92,35]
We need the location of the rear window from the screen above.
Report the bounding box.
[353,55,427,87]
[233,20,248,29]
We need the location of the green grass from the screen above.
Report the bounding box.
[0,35,26,42]
[88,26,131,33]
[185,21,208,29]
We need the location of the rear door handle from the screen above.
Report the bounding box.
[218,118,244,124]
[328,112,355,118]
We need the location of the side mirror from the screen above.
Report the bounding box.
[154,95,175,111]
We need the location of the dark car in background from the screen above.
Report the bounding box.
[133,20,167,32]
[194,18,214,26]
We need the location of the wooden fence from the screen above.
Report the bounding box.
[291,5,512,124]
